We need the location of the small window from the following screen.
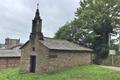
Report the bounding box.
[32,47,35,51]
[49,54,57,58]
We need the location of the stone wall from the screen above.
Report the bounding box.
[20,41,31,72]
[102,55,120,67]
[35,40,49,73]
[47,50,91,72]
[0,57,20,69]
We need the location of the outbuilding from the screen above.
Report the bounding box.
[0,48,20,69]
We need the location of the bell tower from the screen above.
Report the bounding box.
[30,3,43,41]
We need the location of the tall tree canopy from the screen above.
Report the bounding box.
[55,0,120,64]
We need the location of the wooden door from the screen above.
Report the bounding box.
[30,55,36,73]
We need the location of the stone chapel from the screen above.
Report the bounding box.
[20,6,92,73]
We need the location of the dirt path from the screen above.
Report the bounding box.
[100,65,120,72]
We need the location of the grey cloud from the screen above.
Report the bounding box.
[0,0,79,43]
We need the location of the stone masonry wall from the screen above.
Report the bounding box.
[0,57,20,69]
[20,41,32,72]
[35,40,49,73]
[47,50,91,72]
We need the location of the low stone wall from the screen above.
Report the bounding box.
[101,54,120,67]
[0,57,20,69]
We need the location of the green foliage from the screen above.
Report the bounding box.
[111,44,119,52]
[55,20,95,47]
[55,0,120,63]
[54,22,73,41]
[0,65,120,80]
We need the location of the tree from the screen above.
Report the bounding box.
[55,0,120,64]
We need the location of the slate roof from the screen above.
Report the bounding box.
[20,37,92,52]
[40,37,92,51]
[0,49,21,57]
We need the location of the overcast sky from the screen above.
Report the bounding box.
[0,0,80,43]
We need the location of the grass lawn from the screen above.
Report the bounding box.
[0,65,120,80]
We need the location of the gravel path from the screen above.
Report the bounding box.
[101,65,120,72]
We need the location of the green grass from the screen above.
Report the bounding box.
[0,65,120,80]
